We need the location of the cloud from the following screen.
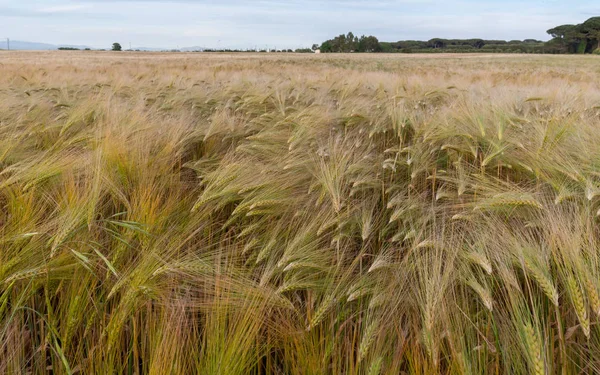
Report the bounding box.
[38,4,89,13]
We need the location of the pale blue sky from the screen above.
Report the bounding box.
[1,0,598,49]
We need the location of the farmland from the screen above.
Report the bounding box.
[2,51,600,374]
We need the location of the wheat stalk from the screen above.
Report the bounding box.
[567,275,590,338]
[524,323,545,375]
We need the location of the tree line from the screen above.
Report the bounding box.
[318,32,382,53]
[317,17,600,54]
[547,17,600,53]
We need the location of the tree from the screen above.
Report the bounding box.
[428,38,446,49]
[320,41,333,53]
[346,32,358,51]
[546,18,600,53]
[472,39,485,49]
[333,33,348,52]
[112,43,122,51]
[547,24,576,39]
[547,24,582,53]
[358,35,382,52]
[581,17,600,50]
[311,44,320,51]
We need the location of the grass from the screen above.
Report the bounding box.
[1,51,600,374]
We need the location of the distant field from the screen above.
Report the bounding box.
[2,51,600,374]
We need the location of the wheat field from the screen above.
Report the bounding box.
[2,51,600,374]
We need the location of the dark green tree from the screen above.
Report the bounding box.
[346,32,358,51]
[472,39,485,49]
[547,24,581,53]
[358,35,382,52]
[428,38,446,49]
[112,43,122,51]
[547,24,576,39]
[330,34,344,52]
[320,41,333,53]
[580,17,600,50]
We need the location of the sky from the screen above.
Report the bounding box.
[0,0,599,49]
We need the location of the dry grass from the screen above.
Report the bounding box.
[2,51,600,374]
